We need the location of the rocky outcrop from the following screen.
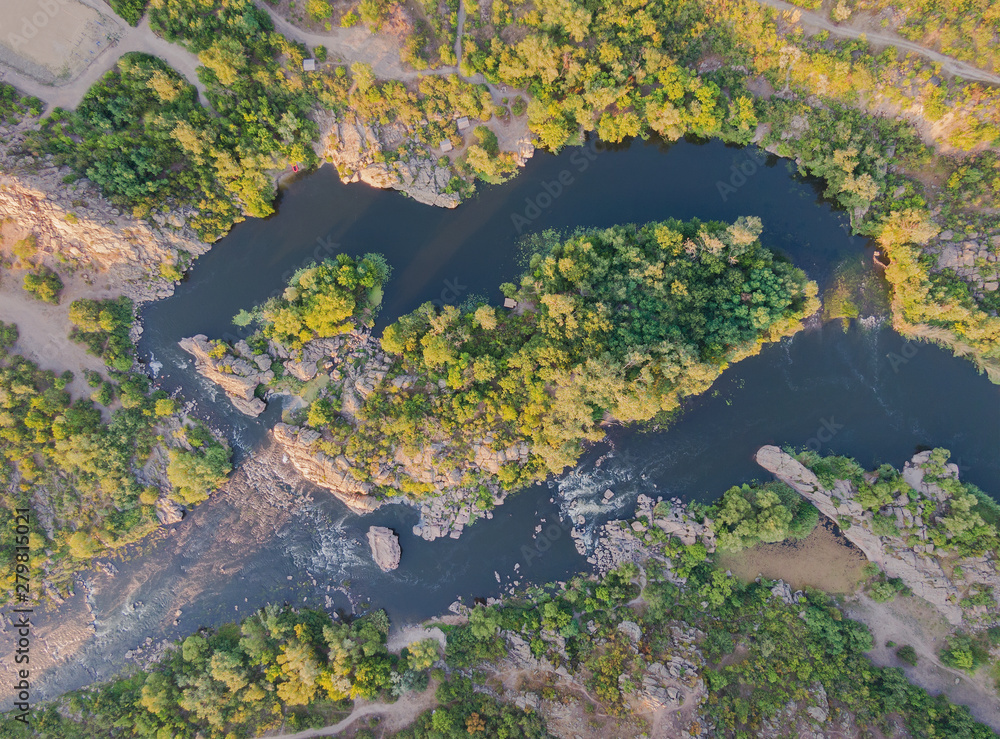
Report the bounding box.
[367,526,401,572]
[0,127,207,303]
[755,445,999,627]
[589,494,715,575]
[927,229,1000,300]
[272,423,381,513]
[315,115,460,208]
[154,498,185,525]
[179,335,273,416]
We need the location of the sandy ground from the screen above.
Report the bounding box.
[0,0,207,110]
[718,520,869,593]
[0,220,121,403]
[386,624,446,653]
[0,0,116,83]
[847,593,1000,732]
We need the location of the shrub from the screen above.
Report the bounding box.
[305,0,332,20]
[23,267,63,304]
[13,234,38,266]
[896,645,918,666]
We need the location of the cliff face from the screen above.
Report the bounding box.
[755,445,999,628]
[0,126,207,302]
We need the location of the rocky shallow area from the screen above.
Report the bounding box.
[184,329,527,539]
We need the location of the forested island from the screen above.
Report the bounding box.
[0,0,999,735]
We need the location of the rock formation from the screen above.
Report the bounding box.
[755,445,999,627]
[315,115,461,209]
[589,494,716,575]
[366,526,401,572]
[272,423,380,513]
[179,335,273,416]
[0,125,207,303]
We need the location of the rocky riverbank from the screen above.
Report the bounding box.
[185,329,523,538]
[755,445,1000,629]
[315,114,461,209]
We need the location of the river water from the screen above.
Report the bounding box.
[9,137,1000,703]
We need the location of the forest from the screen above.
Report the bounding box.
[7,453,997,737]
[290,217,819,498]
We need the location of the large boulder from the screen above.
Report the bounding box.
[367,526,401,572]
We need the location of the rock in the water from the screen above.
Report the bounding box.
[179,335,273,416]
[155,498,184,525]
[367,526,401,572]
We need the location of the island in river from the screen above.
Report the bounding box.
[1,0,1000,734]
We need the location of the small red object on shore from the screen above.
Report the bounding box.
[292,164,299,173]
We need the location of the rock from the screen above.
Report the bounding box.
[617,620,643,644]
[179,335,270,416]
[154,498,184,525]
[272,423,381,513]
[367,526,401,572]
[0,144,207,305]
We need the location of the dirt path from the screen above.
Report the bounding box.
[846,593,1000,731]
[260,2,460,83]
[753,0,1000,86]
[267,684,438,738]
[0,0,207,111]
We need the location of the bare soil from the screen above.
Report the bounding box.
[718,521,869,594]
[0,0,114,83]
[0,220,120,406]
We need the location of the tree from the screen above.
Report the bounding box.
[167,444,231,505]
[405,639,440,670]
[305,0,332,21]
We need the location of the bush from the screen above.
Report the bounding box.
[896,645,918,666]
[939,634,989,674]
[305,0,332,20]
[23,267,63,304]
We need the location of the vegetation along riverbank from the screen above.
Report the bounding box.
[4,449,999,737]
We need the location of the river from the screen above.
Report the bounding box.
[7,136,1000,703]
